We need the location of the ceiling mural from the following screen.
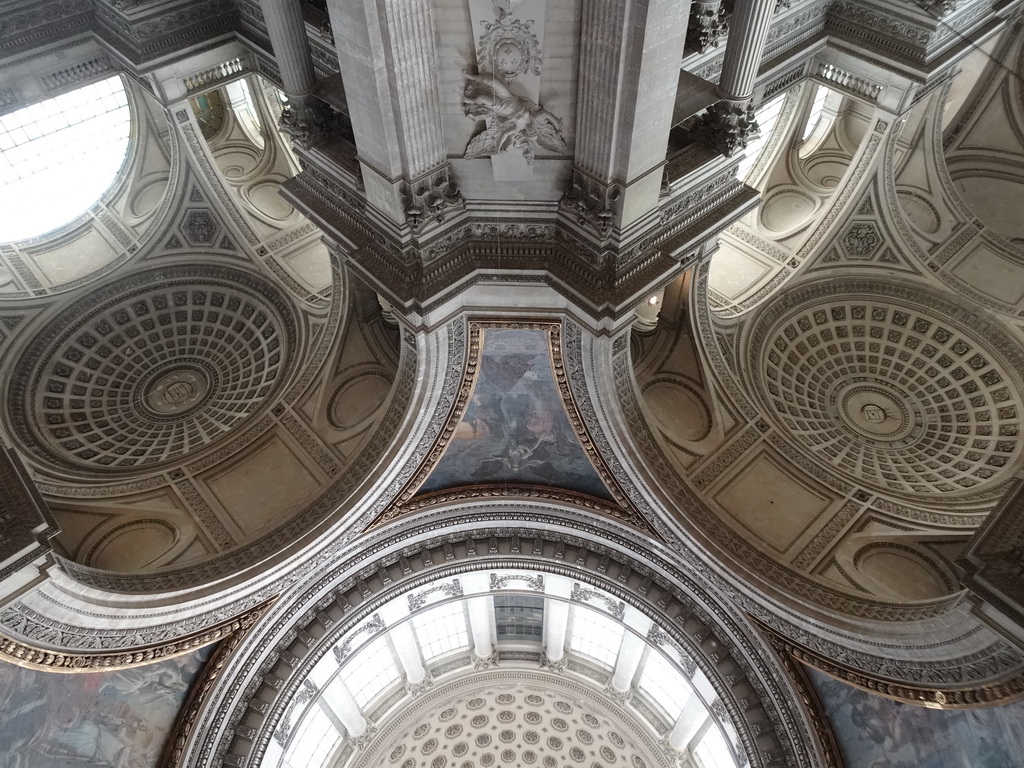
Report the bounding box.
[807,666,1024,768]
[0,645,212,768]
[420,326,613,502]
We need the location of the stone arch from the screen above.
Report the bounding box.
[178,509,827,768]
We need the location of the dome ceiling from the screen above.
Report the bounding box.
[7,264,297,474]
[748,280,1024,499]
[359,678,666,768]
[1,8,1024,768]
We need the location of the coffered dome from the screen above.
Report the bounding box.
[360,678,665,768]
[6,264,297,474]
[748,280,1024,499]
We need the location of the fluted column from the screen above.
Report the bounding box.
[611,631,646,691]
[692,0,775,156]
[561,0,689,237]
[389,622,426,684]
[322,677,368,737]
[326,0,460,228]
[542,576,573,665]
[668,693,709,749]
[260,0,317,96]
[260,0,329,147]
[463,573,495,661]
[717,0,777,102]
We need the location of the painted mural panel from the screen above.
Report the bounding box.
[807,666,1024,768]
[0,646,211,768]
[420,327,613,501]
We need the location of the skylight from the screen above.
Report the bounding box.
[0,75,130,242]
[639,649,693,720]
[341,637,400,707]
[412,601,470,660]
[569,606,625,667]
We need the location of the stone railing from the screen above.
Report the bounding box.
[183,57,247,93]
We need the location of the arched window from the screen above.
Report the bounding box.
[0,75,131,242]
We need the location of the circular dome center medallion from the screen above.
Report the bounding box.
[748,281,1024,498]
[142,366,211,416]
[836,384,913,442]
[7,265,297,474]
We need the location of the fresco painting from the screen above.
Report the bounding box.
[0,646,212,768]
[420,327,613,501]
[807,666,1024,768]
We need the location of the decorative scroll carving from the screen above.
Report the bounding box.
[759,617,1024,708]
[571,582,626,620]
[161,603,272,768]
[408,579,464,611]
[914,0,957,15]
[686,1,728,53]
[331,614,386,665]
[462,72,567,164]
[490,573,544,591]
[0,600,270,673]
[690,100,759,157]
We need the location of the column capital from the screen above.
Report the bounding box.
[278,95,344,149]
[686,1,728,54]
[691,100,759,158]
[559,167,621,241]
[402,165,465,234]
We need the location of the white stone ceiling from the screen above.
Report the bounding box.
[359,679,666,768]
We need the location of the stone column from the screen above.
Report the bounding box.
[692,0,776,156]
[610,631,646,691]
[379,599,426,684]
[717,0,776,102]
[467,596,494,659]
[668,693,709,749]
[560,0,689,237]
[326,0,461,228]
[543,576,573,665]
[322,676,368,737]
[463,573,495,661]
[259,0,327,147]
[388,622,426,684]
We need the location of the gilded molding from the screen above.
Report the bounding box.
[0,600,271,673]
[758,618,1024,709]
[767,641,844,768]
[161,601,274,768]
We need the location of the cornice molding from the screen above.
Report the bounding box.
[0,598,270,673]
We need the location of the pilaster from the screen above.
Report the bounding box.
[561,0,690,239]
[326,0,457,227]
